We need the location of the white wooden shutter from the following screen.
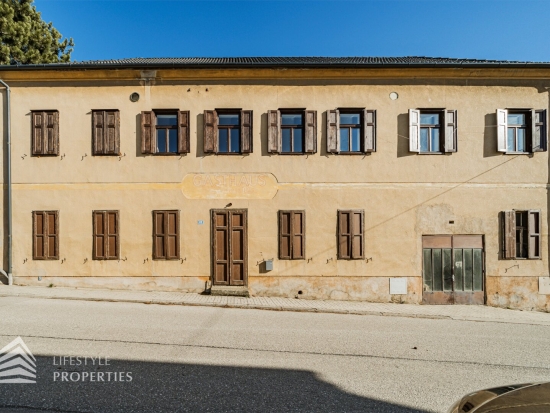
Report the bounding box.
[444,110,457,152]
[409,109,420,152]
[532,109,547,152]
[327,109,339,153]
[528,210,541,259]
[363,109,376,152]
[497,109,508,152]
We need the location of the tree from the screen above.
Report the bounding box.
[0,0,73,65]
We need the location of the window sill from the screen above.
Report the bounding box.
[418,152,444,155]
[336,152,367,155]
[505,151,530,155]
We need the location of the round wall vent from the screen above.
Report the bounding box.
[130,92,140,102]
[389,92,399,100]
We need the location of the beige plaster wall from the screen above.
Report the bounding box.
[4,74,550,311]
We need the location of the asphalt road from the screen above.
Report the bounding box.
[0,296,549,413]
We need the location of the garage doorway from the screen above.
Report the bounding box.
[422,235,484,305]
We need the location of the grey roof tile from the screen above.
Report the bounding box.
[2,56,549,70]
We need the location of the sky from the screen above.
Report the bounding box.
[34,0,550,62]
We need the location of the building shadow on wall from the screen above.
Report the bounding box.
[397,113,414,158]
[196,112,205,157]
[483,113,500,158]
[261,112,269,156]
[0,356,428,413]
[1,90,8,285]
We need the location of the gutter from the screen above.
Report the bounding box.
[0,79,12,285]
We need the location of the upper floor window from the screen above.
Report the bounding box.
[339,112,361,152]
[92,110,120,156]
[140,110,190,155]
[281,113,304,153]
[218,113,241,153]
[204,109,252,154]
[156,113,178,153]
[497,109,547,154]
[327,109,376,154]
[268,109,317,154]
[31,110,59,156]
[409,109,457,153]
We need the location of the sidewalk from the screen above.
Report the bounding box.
[1,285,549,326]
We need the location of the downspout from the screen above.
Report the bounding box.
[0,79,12,285]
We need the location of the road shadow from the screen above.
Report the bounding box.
[0,356,428,413]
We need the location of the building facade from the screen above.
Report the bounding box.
[0,57,549,311]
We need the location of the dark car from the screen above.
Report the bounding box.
[448,382,550,412]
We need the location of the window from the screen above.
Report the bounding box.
[92,110,120,155]
[218,113,241,153]
[497,109,547,153]
[339,112,362,152]
[409,109,457,153]
[337,210,364,259]
[31,110,59,156]
[279,211,305,259]
[502,210,541,259]
[268,110,317,154]
[152,210,180,260]
[141,111,190,155]
[281,113,304,153]
[327,109,376,153]
[204,110,252,154]
[33,211,59,260]
[93,211,119,260]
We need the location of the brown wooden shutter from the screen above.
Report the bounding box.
[153,210,179,260]
[153,211,165,259]
[444,110,457,153]
[292,211,305,259]
[203,110,217,153]
[240,110,253,153]
[363,109,376,152]
[532,109,547,152]
[528,210,541,259]
[304,110,317,153]
[32,111,59,156]
[32,111,44,155]
[33,211,58,260]
[338,211,351,259]
[166,211,179,259]
[33,211,46,259]
[338,210,363,260]
[267,110,280,153]
[351,210,364,259]
[93,211,106,259]
[93,110,120,156]
[141,111,156,154]
[92,111,105,155]
[106,110,120,155]
[93,211,119,260]
[502,210,516,259]
[327,110,339,153]
[279,211,291,259]
[48,111,59,155]
[178,110,190,154]
[279,210,305,260]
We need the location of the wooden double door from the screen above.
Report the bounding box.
[422,235,485,305]
[211,209,248,286]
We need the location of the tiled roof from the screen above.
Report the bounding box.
[1,56,550,70]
